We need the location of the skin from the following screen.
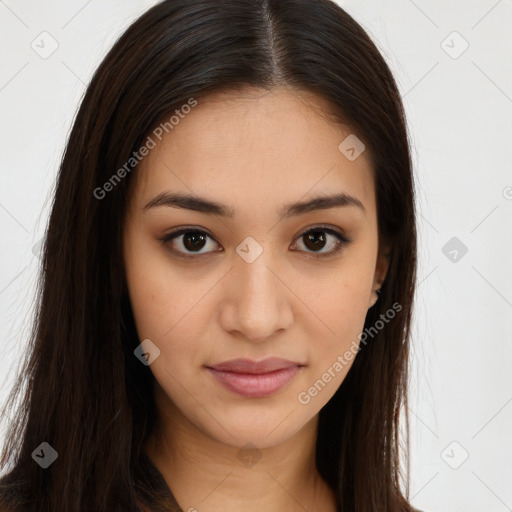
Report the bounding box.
[123,86,389,512]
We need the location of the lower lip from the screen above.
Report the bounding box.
[206,366,301,398]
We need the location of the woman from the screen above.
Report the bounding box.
[0,1,418,511]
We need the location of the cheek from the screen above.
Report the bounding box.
[127,269,216,343]
[326,280,370,340]
[124,225,178,341]
[124,231,213,374]
[294,256,374,368]
[291,277,371,410]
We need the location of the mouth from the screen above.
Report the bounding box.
[205,358,304,398]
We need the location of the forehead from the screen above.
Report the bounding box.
[130,86,376,222]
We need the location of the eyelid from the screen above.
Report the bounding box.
[294,223,348,241]
[158,226,221,260]
[291,224,351,259]
[159,224,351,260]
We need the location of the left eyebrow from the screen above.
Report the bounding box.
[143,191,366,218]
[279,192,366,218]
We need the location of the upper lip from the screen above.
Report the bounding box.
[207,357,303,374]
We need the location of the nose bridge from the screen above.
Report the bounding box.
[221,237,292,342]
[237,246,277,302]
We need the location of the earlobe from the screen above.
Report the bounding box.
[368,282,382,309]
[368,242,391,309]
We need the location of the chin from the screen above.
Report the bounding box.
[199,409,311,449]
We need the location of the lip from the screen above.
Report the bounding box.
[208,357,303,374]
[206,358,304,398]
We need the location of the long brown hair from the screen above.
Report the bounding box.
[0,1,417,511]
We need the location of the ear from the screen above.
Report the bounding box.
[368,241,391,309]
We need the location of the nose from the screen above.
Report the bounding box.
[218,246,293,343]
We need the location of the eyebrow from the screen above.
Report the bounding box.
[143,191,366,218]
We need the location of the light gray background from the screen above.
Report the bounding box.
[1,1,511,511]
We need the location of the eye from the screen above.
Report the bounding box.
[159,225,351,260]
[290,225,351,259]
[159,227,221,259]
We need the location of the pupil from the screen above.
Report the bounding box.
[304,231,326,251]
[184,232,206,251]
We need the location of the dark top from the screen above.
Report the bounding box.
[136,451,183,511]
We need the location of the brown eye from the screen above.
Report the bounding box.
[292,226,350,259]
[303,230,327,251]
[160,228,221,258]
[182,231,208,252]
[159,225,351,261]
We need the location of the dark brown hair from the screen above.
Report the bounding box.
[0,1,417,511]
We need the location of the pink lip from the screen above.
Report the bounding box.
[206,358,303,398]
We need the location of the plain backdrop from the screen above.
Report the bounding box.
[1,1,511,511]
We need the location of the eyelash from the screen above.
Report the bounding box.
[159,224,351,261]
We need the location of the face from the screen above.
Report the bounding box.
[123,86,389,450]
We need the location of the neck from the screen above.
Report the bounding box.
[144,383,336,512]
